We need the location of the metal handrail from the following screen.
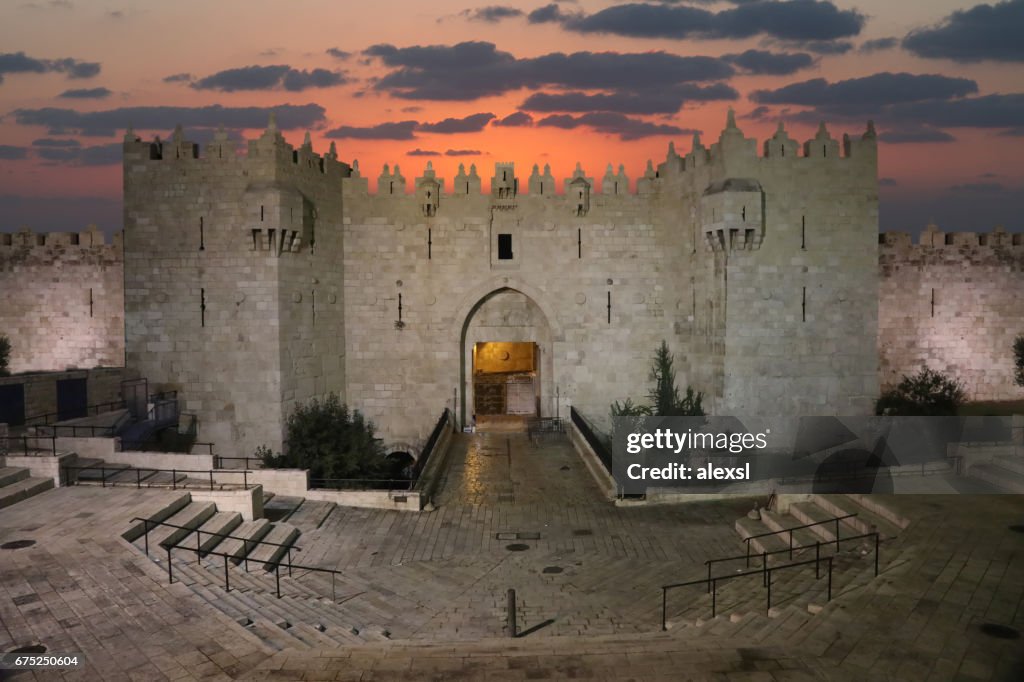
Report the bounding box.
[35,424,116,438]
[709,532,880,580]
[22,398,128,427]
[149,530,345,603]
[661,556,834,631]
[742,512,859,564]
[131,516,300,557]
[413,408,452,480]
[570,407,612,474]
[0,434,58,456]
[310,478,413,491]
[62,464,253,490]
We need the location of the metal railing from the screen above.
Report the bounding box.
[707,531,880,584]
[133,516,300,571]
[132,517,346,603]
[213,455,262,469]
[742,513,858,564]
[413,408,452,480]
[0,434,58,456]
[570,407,612,474]
[527,417,564,443]
[62,464,255,490]
[22,398,128,427]
[35,423,116,438]
[661,556,834,630]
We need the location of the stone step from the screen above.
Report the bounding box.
[144,501,217,549]
[176,511,243,556]
[121,495,193,541]
[0,476,53,509]
[966,462,1024,493]
[843,494,912,529]
[758,509,826,551]
[247,523,301,571]
[215,519,272,562]
[808,494,903,539]
[0,467,29,488]
[286,500,336,532]
[786,501,857,543]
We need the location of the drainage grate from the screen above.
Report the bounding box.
[1009,525,1024,534]
[979,623,1020,640]
[506,543,530,552]
[572,529,593,537]
[542,566,563,574]
[1,540,36,550]
[496,532,541,541]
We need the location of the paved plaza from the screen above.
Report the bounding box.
[1,432,1022,680]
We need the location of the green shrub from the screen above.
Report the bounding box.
[0,335,10,376]
[610,340,705,419]
[1014,335,1024,388]
[876,368,966,416]
[257,393,391,480]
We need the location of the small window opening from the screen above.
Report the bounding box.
[200,288,206,327]
[251,229,260,250]
[742,206,746,221]
[801,216,806,250]
[944,234,954,245]
[498,233,513,260]
[36,234,46,246]
[577,228,582,259]
[428,228,432,260]
[931,288,936,317]
[199,217,205,251]
[260,205,264,222]
[89,288,94,317]
[70,233,80,245]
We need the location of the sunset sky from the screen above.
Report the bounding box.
[1,0,1022,236]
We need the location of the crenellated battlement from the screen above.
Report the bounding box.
[122,115,351,180]
[880,224,1024,251]
[0,225,121,250]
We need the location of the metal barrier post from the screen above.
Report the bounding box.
[711,579,717,618]
[835,518,840,550]
[815,541,820,579]
[101,467,106,488]
[874,533,879,577]
[167,546,173,584]
[136,468,141,489]
[331,573,336,603]
[224,554,230,592]
[209,470,213,491]
[766,569,772,616]
[172,469,177,490]
[244,471,248,489]
[197,530,202,564]
[762,551,767,587]
[143,519,149,557]
[287,548,292,578]
[789,531,794,560]
[827,557,833,601]
[243,540,249,572]
[706,562,712,593]
[275,563,281,598]
[745,542,751,568]
[507,589,517,637]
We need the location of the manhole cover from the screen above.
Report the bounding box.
[1009,525,1024,534]
[506,543,530,552]
[573,529,593,537]
[1,540,36,550]
[542,566,563,574]
[8,645,46,654]
[979,623,1020,640]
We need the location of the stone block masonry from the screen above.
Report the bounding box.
[0,225,124,373]
[879,225,1024,400]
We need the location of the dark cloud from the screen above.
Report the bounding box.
[493,111,533,126]
[0,145,28,160]
[325,121,419,140]
[528,3,575,23]
[750,73,979,111]
[446,149,482,156]
[904,0,1024,63]
[419,112,496,133]
[0,52,100,84]
[31,138,80,147]
[326,48,351,60]
[191,65,346,92]
[364,41,733,100]
[723,49,815,75]
[11,104,327,137]
[878,129,956,144]
[401,106,423,113]
[463,6,524,22]
[561,1,864,42]
[536,112,691,140]
[998,128,1024,136]
[35,142,121,165]
[859,37,898,52]
[521,83,737,114]
[162,72,193,83]
[407,148,440,156]
[881,93,1024,129]
[58,87,112,99]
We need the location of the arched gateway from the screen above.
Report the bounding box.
[458,287,555,429]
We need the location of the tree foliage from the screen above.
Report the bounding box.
[875,368,967,416]
[258,393,392,480]
[0,335,10,377]
[610,340,705,419]
[1014,335,1024,388]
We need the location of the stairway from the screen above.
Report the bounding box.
[0,466,54,510]
[965,454,1024,493]
[68,456,242,490]
[662,494,912,631]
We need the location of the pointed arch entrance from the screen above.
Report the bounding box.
[458,287,554,428]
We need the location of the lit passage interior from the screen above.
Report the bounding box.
[472,342,538,419]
